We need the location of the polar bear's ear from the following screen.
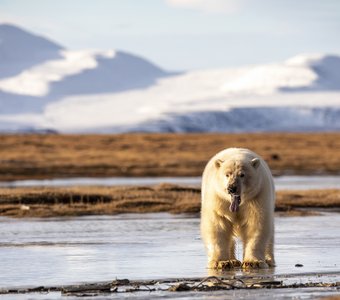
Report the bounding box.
[215,159,224,168]
[251,158,260,169]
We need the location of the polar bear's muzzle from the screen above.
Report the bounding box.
[229,194,241,212]
[227,182,241,212]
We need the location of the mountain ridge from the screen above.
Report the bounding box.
[0,23,339,133]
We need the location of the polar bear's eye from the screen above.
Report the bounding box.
[240,173,245,178]
[226,174,229,178]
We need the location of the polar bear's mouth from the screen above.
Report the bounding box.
[230,194,241,213]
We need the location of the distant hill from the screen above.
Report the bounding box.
[0,24,168,98]
[0,24,63,78]
[0,24,339,133]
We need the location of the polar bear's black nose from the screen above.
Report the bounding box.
[228,186,237,194]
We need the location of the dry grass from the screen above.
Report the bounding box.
[0,185,339,218]
[0,133,339,180]
[1,133,339,218]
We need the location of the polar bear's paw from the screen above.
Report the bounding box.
[218,260,242,269]
[229,259,242,267]
[209,260,241,269]
[242,260,268,269]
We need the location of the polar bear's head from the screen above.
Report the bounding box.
[214,157,262,212]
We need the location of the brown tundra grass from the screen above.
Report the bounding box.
[0,132,339,180]
[0,185,339,218]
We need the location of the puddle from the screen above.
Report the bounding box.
[0,213,339,290]
[0,175,339,190]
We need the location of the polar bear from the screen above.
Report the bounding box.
[201,148,275,269]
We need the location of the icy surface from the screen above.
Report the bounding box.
[0,175,339,190]
[0,214,339,287]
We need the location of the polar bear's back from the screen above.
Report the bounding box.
[207,147,261,165]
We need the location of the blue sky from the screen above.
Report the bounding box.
[1,0,340,70]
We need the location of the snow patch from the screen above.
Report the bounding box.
[222,53,340,95]
[0,50,116,96]
[222,63,317,95]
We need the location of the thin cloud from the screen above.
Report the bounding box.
[0,13,59,33]
[165,0,241,14]
[0,13,25,27]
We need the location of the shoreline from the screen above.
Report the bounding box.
[1,272,340,296]
[0,185,339,218]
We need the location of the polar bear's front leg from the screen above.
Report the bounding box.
[241,223,269,269]
[201,213,240,269]
[265,231,275,267]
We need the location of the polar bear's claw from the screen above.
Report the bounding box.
[230,259,242,267]
[211,260,242,269]
[242,260,268,269]
[218,261,233,269]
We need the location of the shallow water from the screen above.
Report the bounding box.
[0,175,339,190]
[1,213,339,289]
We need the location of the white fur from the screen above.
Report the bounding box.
[201,148,275,268]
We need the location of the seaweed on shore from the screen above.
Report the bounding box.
[1,273,340,297]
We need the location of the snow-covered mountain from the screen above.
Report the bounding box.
[0,24,169,114]
[0,23,339,133]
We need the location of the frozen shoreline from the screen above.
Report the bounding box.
[0,175,339,190]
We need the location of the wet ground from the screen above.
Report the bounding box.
[0,175,339,190]
[1,213,340,298]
